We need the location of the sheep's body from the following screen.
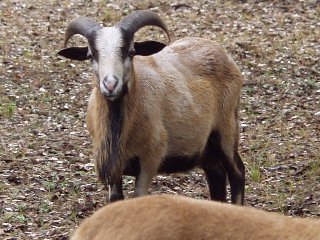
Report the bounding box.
[86,37,245,203]
[58,11,245,203]
[70,194,320,240]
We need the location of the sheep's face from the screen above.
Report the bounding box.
[58,20,167,101]
[89,27,135,101]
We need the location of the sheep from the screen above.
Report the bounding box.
[70,194,320,240]
[58,10,245,204]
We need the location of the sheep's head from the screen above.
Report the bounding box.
[58,10,170,101]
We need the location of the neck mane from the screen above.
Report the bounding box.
[95,76,137,186]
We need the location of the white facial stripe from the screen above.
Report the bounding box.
[95,27,123,79]
[92,27,133,100]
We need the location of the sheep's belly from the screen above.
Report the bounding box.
[123,154,200,176]
[159,154,201,173]
[123,129,212,176]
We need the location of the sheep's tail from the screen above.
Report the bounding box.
[95,100,124,186]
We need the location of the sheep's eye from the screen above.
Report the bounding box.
[128,50,135,59]
[89,55,95,63]
[87,52,94,61]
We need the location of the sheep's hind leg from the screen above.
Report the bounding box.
[219,129,245,205]
[203,161,227,202]
[202,131,227,202]
[203,130,245,204]
[109,178,124,202]
[227,151,245,204]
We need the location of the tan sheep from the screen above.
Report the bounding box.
[70,194,320,240]
[58,10,245,204]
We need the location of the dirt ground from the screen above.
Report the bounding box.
[0,0,319,239]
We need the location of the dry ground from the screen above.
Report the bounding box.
[0,0,319,239]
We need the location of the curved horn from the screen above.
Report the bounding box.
[117,10,170,42]
[64,17,101,47]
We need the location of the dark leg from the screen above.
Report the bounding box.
[203,130,245,205]
[203,162,227,202]
[109,177,124,202]
[217,149,245,204]
[227,151,245,204]
[202,130,228,202]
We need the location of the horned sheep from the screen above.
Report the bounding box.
[58,10,245,204]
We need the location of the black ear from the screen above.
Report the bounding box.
[57,47,91,61]
[134,41,166,56]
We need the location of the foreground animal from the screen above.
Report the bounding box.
[58,10,245,203]
[70,194,320,240]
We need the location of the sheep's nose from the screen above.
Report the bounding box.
[103,76,118,92]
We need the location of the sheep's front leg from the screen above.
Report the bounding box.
[133,158,160,197]
[109,177,124,202]
[133,129,167,197]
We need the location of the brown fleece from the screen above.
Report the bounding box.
[70,194,320,240]
[86,37,243,198]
